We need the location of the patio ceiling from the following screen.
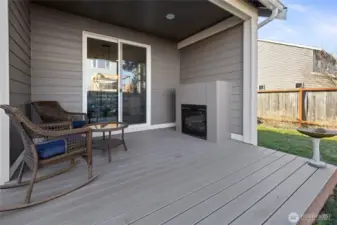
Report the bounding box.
[32,0,233,42]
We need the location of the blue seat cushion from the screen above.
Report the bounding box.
[72,120,86,128]
[35,139,67,159]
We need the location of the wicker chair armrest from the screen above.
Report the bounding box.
[35,126,92,137]
[37,121,72,131]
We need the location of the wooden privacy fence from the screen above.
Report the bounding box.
[258,87,337,127]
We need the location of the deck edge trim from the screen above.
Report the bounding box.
[299,169,337,225]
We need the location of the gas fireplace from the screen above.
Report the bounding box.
[181,104,207,140]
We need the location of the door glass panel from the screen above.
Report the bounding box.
[121,44,147,124]
[86,38,119,123]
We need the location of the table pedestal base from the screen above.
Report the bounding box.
[308,138,327,168]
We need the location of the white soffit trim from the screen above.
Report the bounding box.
[177,16,243,49]
[258,0,286,11]
[208,0,258,20]
[0,0,10,185]
[258,0,287,20]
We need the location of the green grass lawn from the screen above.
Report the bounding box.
[315,186,337,225]
[258,125,337,225]
[258,125,337,166]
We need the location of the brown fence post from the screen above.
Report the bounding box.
[298,88,303,127]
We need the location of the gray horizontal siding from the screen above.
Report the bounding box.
[258,41,315,90]
[31,4,180,124]
[180,24,244,135]
[9,0,31,165]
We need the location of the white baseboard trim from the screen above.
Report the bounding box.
[93,122,176,137]
[231,133,244,141]
[126,123,176,133]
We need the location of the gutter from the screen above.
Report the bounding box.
[258,8,279,28]
[257,0,287,29]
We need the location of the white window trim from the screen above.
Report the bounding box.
[82,31,152,127]
[0,0,9,185]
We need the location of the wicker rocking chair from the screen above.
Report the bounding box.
[0,105,98,212]
[32,101,88,128]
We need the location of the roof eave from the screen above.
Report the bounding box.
[257,0,287,20]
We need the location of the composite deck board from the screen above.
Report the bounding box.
[195,158,306,225]
[65,149,281,225]
[96,151,285,225]
[230,164,317,225]
[148,155,297,225]
[263,165,336,225]
[0,129,335,225]
[2,138,225,201]
[4,130,240,198]
[20,142,272,225]
[1,131,270,224]
[2,144,209,202]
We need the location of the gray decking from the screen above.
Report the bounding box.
[0,128,336,225]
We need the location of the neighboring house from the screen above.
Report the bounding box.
[0,0,287,184]
[258,39,337,90]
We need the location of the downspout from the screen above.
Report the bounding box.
[258,8,279,28]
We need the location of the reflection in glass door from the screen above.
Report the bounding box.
[121,44,147,124]
[86,38,119,123]
[84,35,148,125]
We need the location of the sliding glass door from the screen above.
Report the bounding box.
[84,34,148,125]
[85,37,119,123]
[121,43,147,124]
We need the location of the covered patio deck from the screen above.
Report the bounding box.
[0,128,336,225]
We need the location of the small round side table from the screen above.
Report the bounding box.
[88,121,129,163]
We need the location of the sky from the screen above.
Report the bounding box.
[258,0,337,54]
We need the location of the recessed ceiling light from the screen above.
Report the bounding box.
[166,13,175,20]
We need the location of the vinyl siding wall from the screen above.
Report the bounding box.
[31,4,180,125]
[9,0,31,164]
[180,24,244,135]
[257,41,334,90]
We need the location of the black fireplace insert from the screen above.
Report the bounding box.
[181,104,207,140]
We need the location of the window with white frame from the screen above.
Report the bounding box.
[258,85,265,90]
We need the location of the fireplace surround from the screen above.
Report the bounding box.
[176,81,231,144]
